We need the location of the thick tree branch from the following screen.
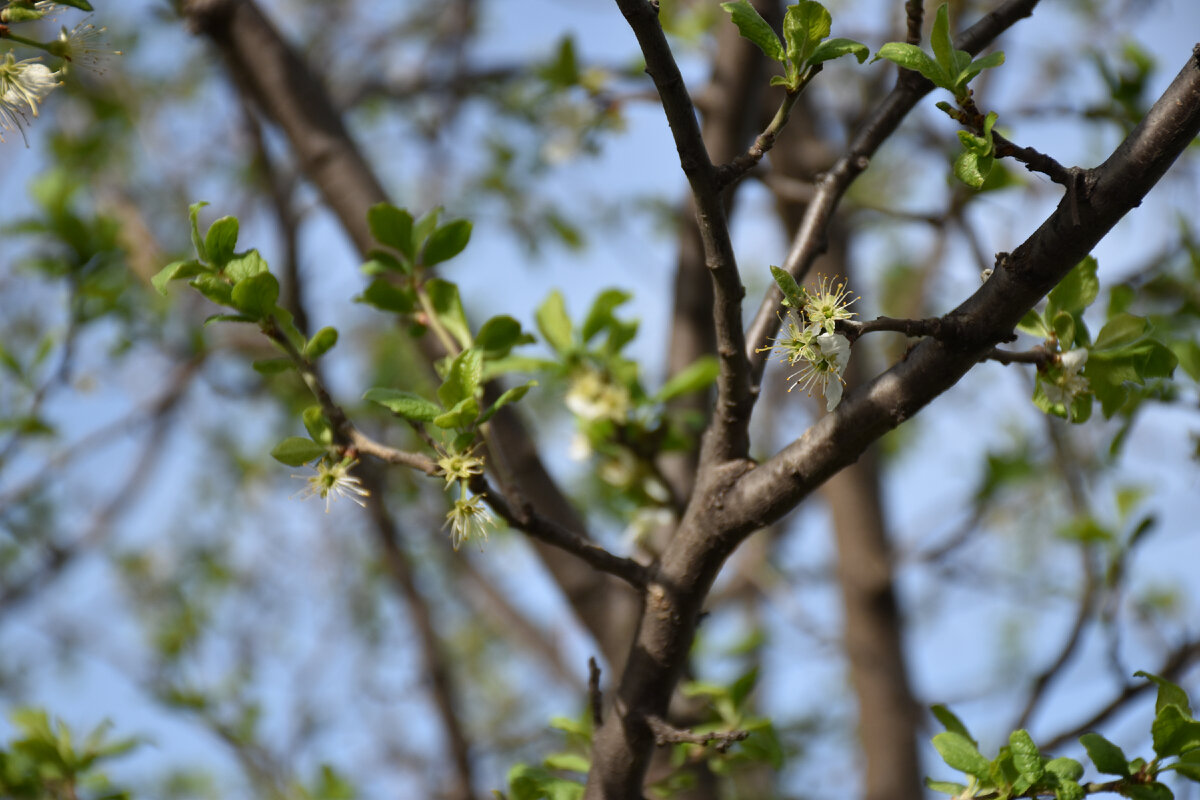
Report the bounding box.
[746,0,1043,382]
[661,0,777,513]
[615,0,754,464]
[727,43,1200,544]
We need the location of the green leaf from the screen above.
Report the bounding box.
[231,272,279,319]
[932,731,991,778]
[1152,704,1200,758]
[152,260,208,295]
[426,278,472,349]
[1055,778,1085,800]
[224,249,270,283]
[1172,751,1200,782]
[302,406,333,446]
[1051,310,1076,347]
[955,51,1005,93]
[189,201,209,262]
[1094,313,1149,350]
[873,42,949,88]
[1172,339,1200,381]
[1132,671,1190,714]
[203,313,255,326]
[303,327,339,360]
[361,249,410,276]
[729,667,759,710]
[422,219,473,267]
[476,315,533,360]
[930,3,955,77]
[1044,757,1084,782]
[190,274,234,307]
[252,358,293,375]
[1048,257,1101,317]
[412,207,441,253]
[270,437,328,466]
[809,37,870,65]
[720,1,785,63]
[582,288,632,343]
[55,0,94,8]
[363,388,441,422]
[204,216,239,268]
[1010,730,1043,783]
[367,203,414,258]
[536,290,574,355]
[770,265,806,309]
[477,380,537,425]
[931,705,977,746]
[1017,309,1050,338]
[437,348,484,409]
[925,779,969,795]
[1079,732,1130,776]
[358,278,416,313]
[433,396,480,429]
[954,149,994,189]
[783,1,831,67]
[543,753,590,774]
[1123,783,1175,800]
[656,356,718,402]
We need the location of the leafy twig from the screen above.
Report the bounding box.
[644,715,749,753]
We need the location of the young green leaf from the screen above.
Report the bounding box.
[224,249,269,283]
[655,356,719,402]
[954,149,994,189]
[955,51,1005,94]
[190,274,234,307]
[204,216,239,268]
[720,1,786,63]
[252,358,293,375]
[426,278,473,349]
[422,219,473,267]
[1079,733,1131,777]
[302,406,333,446]
[358,278,415,313]
[809,38,870,65]
[433,396,480,429]
[189,201,209,262]
[1010,730,1044,783]
[783,1,832,67]
[367,203,414,258]
[437,348,484,409]
[536,290,575,355]
[476,315,533,360]
[873,43,948,88]
[582,288,632,342]
[412,207,441,252]
[770,265,807,309]
[1044,756,1084,782]
[230,272,279,319]
[1152,703,1200,758]
[151,260,209,295]
[932,732,991,778]
[303,327,339,360]
[270,437,328,466]
[929,3,956,78]
[931,705,977,746]
[477,380,538,425]
[363,388,442,422]
[1047,257,1100,317]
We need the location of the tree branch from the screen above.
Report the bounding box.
[745,0,1044,383]
[644,715,748,753]
[614,0,754,464]
[474,476,651,590]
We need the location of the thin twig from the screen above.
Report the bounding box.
[644,715,749,753]
[589,657,604,726]
[473,476,650,590]
[717,86,807,189]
